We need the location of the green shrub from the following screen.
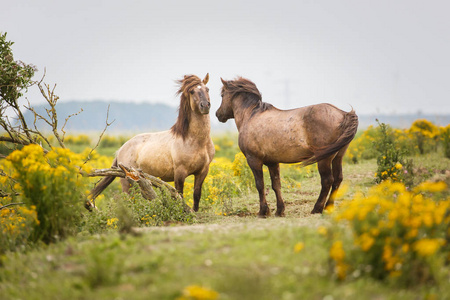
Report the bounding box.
[440,124,450,159]
[128,187,196,226]
[373,120,412,184]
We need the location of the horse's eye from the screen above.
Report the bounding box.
[206,87,209,92]
[189,90,195,95]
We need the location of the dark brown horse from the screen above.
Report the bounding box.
[216,77,358,217]
[91,74,215,211]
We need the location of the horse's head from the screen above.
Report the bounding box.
[217,77,263,123]
[180,73,211,115]
[216,78,234,123]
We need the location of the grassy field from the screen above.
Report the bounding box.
[1,152,449,300]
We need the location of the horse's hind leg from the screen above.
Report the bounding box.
[311,157,334,214]
[247,156,271,217]
[267,163,285,217]
[120,177,133,194]
[325,146,348,209]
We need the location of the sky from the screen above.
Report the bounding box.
[2,0,450,118]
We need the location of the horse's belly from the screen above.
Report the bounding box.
[136,152,175,181]
[264,144,312,163]
[242,129,312,163]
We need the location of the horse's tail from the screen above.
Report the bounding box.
[90,158,118,200]
[303,110,359,166]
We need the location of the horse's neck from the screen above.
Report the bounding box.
[187,113,211,143]
[232,96,256,131]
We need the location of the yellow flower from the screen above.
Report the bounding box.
[106,218,119,229]
[413,239,444,256]
[335,262,349,280]
[330,241,345,261]
[294,242,304,253]
[317,226,328,236]
[177,285,219,300]
[357,233,375,252]
[395,163,402,169]
[414,181,447,193]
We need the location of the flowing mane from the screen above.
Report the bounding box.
[222,77,272,113]
[171,74,203,139]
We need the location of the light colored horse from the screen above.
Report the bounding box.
[91,74,215,211]
[216,77,358,217]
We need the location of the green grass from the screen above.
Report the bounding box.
[1,155,449,299]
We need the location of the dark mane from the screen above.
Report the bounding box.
[171,74,203,139]
[223,77,272,114]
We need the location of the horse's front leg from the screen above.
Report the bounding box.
[247,156,270,217]
[193,166,210,212]
[267,163,285,217]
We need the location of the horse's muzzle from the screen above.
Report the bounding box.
[215,111,226,123]
[199,101,210,114]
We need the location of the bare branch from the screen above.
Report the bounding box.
[61,108,84,140]
[36,82,65,148]
[82,104,115,165]
[0,202,24,211]
[0,136,31,146]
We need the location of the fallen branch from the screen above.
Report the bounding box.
[85,165,192,212]
[118,164,157,201]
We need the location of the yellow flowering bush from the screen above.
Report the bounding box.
[201,157,237,205]
[327,180,450,285]
[184,157,239,214]
[409,119,439,154]
[5,144,92,243]
[345,125,378,164]
[231,152,255,191]
[183,151,304,214]
[0,204,39,253]
[99,134,129,148]
[212,134,239,161]
[345,119,449,165]
[64,134,92,146]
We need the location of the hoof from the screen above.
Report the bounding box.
[311,208,323,214]
[258,208,271,218]
[275,211,285,217]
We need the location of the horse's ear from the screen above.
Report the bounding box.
[203,73,209,85]
[220,77,228,88]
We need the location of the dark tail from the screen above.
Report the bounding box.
[302,110,359,166]
[90,158,118,200]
